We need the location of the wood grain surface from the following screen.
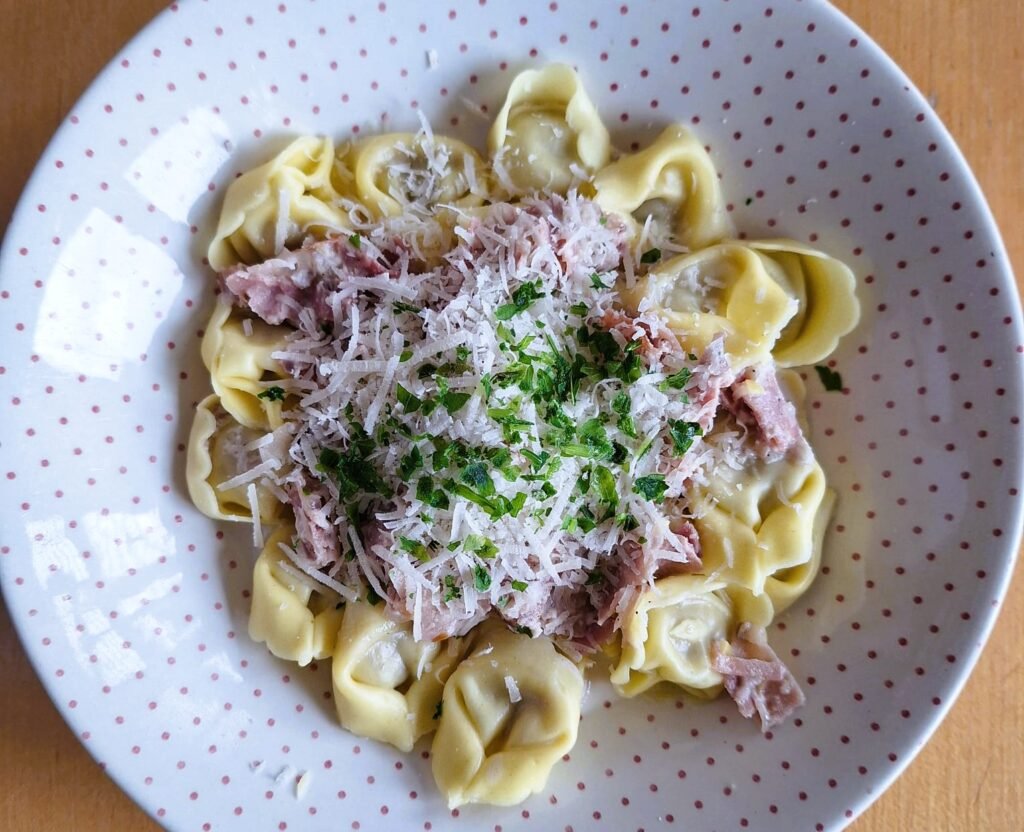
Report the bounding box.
[0,1,1021,830]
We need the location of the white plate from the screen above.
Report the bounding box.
[1,1,1021,830]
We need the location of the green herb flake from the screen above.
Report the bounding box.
[473,565,492,592]
[633,473,668,503]
[399,349,413,363]
[442,391,472,414]
[442,574,462,602]
[348,233,362,249]
[396,383,422,414]
[640,247,662,264]
[668,420,703,455]
[399,445,423,479]
[366,586,382,606]
[569,302,589,316]
[257,386,286,402]
[432,700,443,720]
[399,536,431,563]
[594,465,618,506]
[495,280,545,320]
[515,625,533,637]
[815,365,844,392]
[590,273,607,290]
[510,580,528,592]
[659,367,692,391]
[585,570,605,586]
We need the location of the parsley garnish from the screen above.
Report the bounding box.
[611,391,637,437]
[464,534,498,560]
[495,281,545,320]
[640,247,662,264]
[659,367,692,391]
[815,365,844,392]
[416,477,450,509]
[392,300,421,314]
[433,700,443,720]
[473,565,491,591]
[317,425,392,500]
[590,273,608,290]
[366,586,382,605]
[442,575,461,602]
[440,391,471,413]
[515,625,533,636]
[399,536,431,562]
[258,386,286,402]
[399,349,413,362]
[668,420,703,455]
[396,383,422,413]
[348,233,361,249]
[585,570,605,586]
[633,473,668,503]
[398,445,423,479]
[460,461,495,496]
[594,465,618,506]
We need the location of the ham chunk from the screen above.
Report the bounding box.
[288,478,339,568]
[723,364,803,461]
[220,235,388,327]
[712,622,805,731]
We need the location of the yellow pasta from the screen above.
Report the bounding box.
[208,136,349,269]
[620,242,799,365]
[185,394,283,523]
[332,601,463,753]
[346,132,489,217]
[431,620,584,808]
[592,124,733,250]
[488,63,610,193]
[249,526,344,666]
[749,239,861,367]
[611,575,732,698]
[200,301,290,431]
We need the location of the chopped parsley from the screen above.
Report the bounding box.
[495,280,545,320]
[515,625,533,636]
[392,300,421,314]
[473,565,491,591]
[510,580,528,592]
[633,473,668,503]
[594,465,618,506]
[432,700,443,720]
[815,365,844,392]
[611,391,637,437]
[659,367,692,391]
[317,426,392,500]
[640,247,662,264]
[668,420,702,455]
[399,536,431,562]
[348,233,361,248]
[399,445,423,479]
[257,386,286,402]
[396,383,422,413]
[442,574,461,602]
[366,586,382,606]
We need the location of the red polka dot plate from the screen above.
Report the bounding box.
[1,2,1021,830]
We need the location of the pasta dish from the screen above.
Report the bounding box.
[186,64,859,807]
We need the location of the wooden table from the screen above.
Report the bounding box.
[1,1,1021,829]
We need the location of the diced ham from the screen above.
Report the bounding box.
[711,622,806,731]
[288,478,339,567]
[221,235,389,327]
[686,337,735,433]
[591,524,703,633]
[723,364,803,461]
[601,309,684,369]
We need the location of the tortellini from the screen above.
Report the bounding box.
[593,124,733,250]
[208,136,349,269]
[185,394,283,523]
[611,576,733,698]
[693,448,829,601]
[431,621,584,808]
[620,242,799,364]
[332,601,464,753]
[346,132,489,217]
[200,300,291,431]
[748,240,860,367]
[250,526,345,666]
[488,63,611,194]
